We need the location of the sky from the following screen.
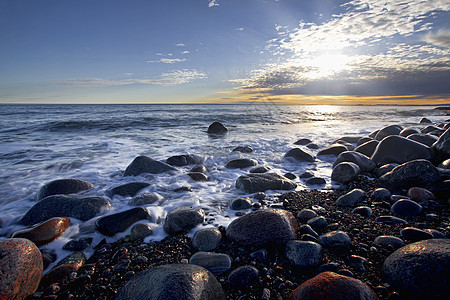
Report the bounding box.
[0,0,449,105]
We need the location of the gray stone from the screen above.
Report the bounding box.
[207,122,228,135]
[228,265,259,289]
[336,189,367,207]
[284,148,315,162]
[232,145,253,153]
[379,159,441,192]
[299,224,319,238]
[226,209,298,246]
[421,125,445,135]
[63,237,93,251]
[294,138,312,145]
[96,207,152,236]
[383,239,450,300]
[433,127,450,160]
[235,173,296,193]
[226,158,258,169]
[400,127,420,137]
[129,192,162,206]
[299,171,314,179]
[107,182,150,197]
[229,197,253,210]
[419,117,432,124]
[189,252,232,276]
[166,154,204,166]
[164,206,205,235]
[296,209,317,223]
[407,133,438,147]
[124,156,176,176]
[307,216,327,231]
[191,165,208,173]
[374,163,399,177]
[331,162,360,184]
[305,177,326,185]
[407,187,436,202]
[374,124,402,141]
[352,206,372,217]
[391,199,423,217]
[285,240,323,269]
[318,231,352,248]
[354,140,379,158]
[20,195,111,225]
[192,228,222,251]
[371,135,434,166]
[187,172,209,181]
[131,223,153,239]
[373,235,405,249]
[375,216,408,225]
[116,264,225,300]
[333,151,375,173]
[400,227,434,242]
[35,179,94,201]
[357,137,373,145]
[347,255,367,273]
[250,166,272,173]
[317,144,348,156]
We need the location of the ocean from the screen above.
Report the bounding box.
[0,104,447,268]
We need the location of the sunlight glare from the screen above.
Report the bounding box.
[307,54,352,79]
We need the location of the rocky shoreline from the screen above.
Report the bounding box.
[1,120,450,299]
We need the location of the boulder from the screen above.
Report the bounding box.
[191,165,208,173]
[294,138,312,145]
[226,158,258,169]
[284,148,315,162]
[307,216,327,231]
[371,188,392,202]
[285,240,323,269]
[166,154,204,166]
[232,145,253,153]
[419,117,432,124]
[374,124,402,141]
[192,228,222,251]
[187,172,209,181]
[131,223,153,239]
[421,125,445,136]
[354,140,379,157]
[20,195,111,225]
[129,192,162,206]
[318,231,352,248]
[383,239,450,300]
[0,238,43,300]
[189,252,232,276]
[296,209,317,223]
[229,197,253,210]
[400,227,433,242]
[95,207,152,236]
[317,144,348,156]
[250,166,272,173]
[400,127,420,137]
[11,217,70,246]
[116,264,225,300]
[106,182,150,197]
[336,189,366,207]
[357,137,373,145]
[235,173,296,193]
[123,156,177,176]
[331,162,360,184]
[333,151,375,172]
[432,127,450,160]
[371,135,434,166]
[226,209,298,246]
[207,122,228,135]
[288,271,377,300]
[373,235,405,249]
[407,133,438,147]
[379,159,441,192]
[35,178,94,201]
[164,206,205,235]
[391,199,423,217]
[228,265,259,289]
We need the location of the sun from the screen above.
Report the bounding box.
[306,54,352,79]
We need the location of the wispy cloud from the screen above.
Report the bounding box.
[424,29,450,49]
[235,27,244,31]
[208,0,219,8]
[147,58,187,64]
[176,43,186,47]
[58,69,207,87]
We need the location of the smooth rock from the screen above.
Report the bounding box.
[191,165,208,173]
[317,144,348,156]
[336,189,366,207]
[352,206,372,217]
[379,159,441,192]
[375,216,408,225]
[284,148,315,162]
[400,127,420,137]
[11,217,70,246]
[232,145,253,153]
[407,187,436,202]
[307,216,327,231]
[207,121,228,135]
[294,138,312,145]
[285,240,323,269]
[0,238,43,300]
[374,124,402,141]
[306,143,319,149]
[421,125,445,136]
[419,117,432,124]
[226,209,298,246]
[116,264,225,300]
[371,188,392,201]
[374,163,398,177]
[348,255,367,273]
[192,228,222,251]
[187,172,209,181]
[96,207,152,236]
[383,239,450,300]
[63,237,93,251]
[299,224,319,238]
[284,172,297,179]
[131,223,153,239]
[318,231,352,248]
[391,199,423,217]
[331,162,360,184]
[166,154,204,166]
[371,135,434,166]
[235,173,296,193]
[373,236,405,249]
[299,171,314,179]
[400,227,434,242]
[296,209,317,223]
[333,151,375,173]
[20,195,111,225]
[438,158,450,169]
[228,265,259,289]
[354,140,379,158]
[357,137,373,145]
[226,158,258,169]
[107,182,150,197]
[288,271,377,300]
[250,166,272,173]
[128,192,162,206]
[123,156,176,176]
[189,252,232,276]
[164,206,205,235]
[41,252,86,286]
[407,133,438,147]
[305,177,326,185]
[35,178,94,201]
[229,197,253,210]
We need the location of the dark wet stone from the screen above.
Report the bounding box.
[250,249,268,263]
[296,209,317,223]
[106,182,150,197]
[166,154,204,166]
[307,216,327,231]
[226,158,258,169]
[331,162,360,184]
[11,217,70,247]
[336,189,366,207]
[35,179,94,201]
[306,143,319,149]
[285,240,323,269]
[357,137,373,145]
[294,138,312,145]
[114,259,131,272]
[192,228,222,251]
[373,236,405,249]
[187,172,209,181]
[235,173,296,193]
[375,216,408,225]
[355,140,379,157]
[317,144,348,156]
[123,156,176,176]
[129,192,162,206]
[318,231,352,248]
[20,195,111,225]
[130,223,153,239]
[191,165,208,173]
[284,172,297,180]
[333,151,375,173]
[116,264,225,300]
[232,145,253,153]
[42,252,86,287]
[400,227,434,242]
[348,255,367,273]
[174,186,193,193]
[63,237,93,251]
[419,117,432,124]
[374,163,399,177]
[228,265,259,289]
[352,206,372,217]
[164,206,205,235]
[250,166,272,173]
[391,199,423,217]
[400,127,420,137]
[371,188,392,202]
[383,239,450,300]
[305,177,326,185]
[284,148,315,162]
[207,121,228,135]
[189,252,232,276]
[374,124,402,141]
[299,224,319,238]
[95,207,152,236]
[229,197,253,210]
[407,133,438,147]
[299,171,314,179]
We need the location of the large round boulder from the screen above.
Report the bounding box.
[284,148,315,162]
[235,173,296,193]
[166,154,204,166]
[371,135,434,166]
[207,122,228,135]
[106,182,150,197]
[123,156,177,176]
[407,133,438,147]
[11,217,70,246]
[116,264,225,300]
[164,206,205,235]
[226,209,298,246]
[383,239,450,300]
[0,238,43,300]
[374,124,402,141]
[95,207,152,236]
[333,151,375,173]
[432,127,450,160]
[35,178,94,201]
[354,140,379,158]
[20,195,111,225]
[331,162,360,184]
[317,144,348,156]
[288,271,377,300]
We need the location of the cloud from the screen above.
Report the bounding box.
[424,29,450,48]
[208,0,219,8]
[235,28,244,31]
[176,43,186,47]
[57,70,207,87]
[147,58,187,64]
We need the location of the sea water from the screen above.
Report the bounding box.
[0,104,447,269]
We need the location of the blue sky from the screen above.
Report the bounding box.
[0,0,449,104]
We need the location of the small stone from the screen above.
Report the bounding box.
[294,138,312,145]
[299,171,314,179]
[228,265,259,289]
[192,228,222,251]
[305,177,326,185]
[299,224,319,238]
[96,207,152,236]
[335,189,366,207]
[375,216,408,225]
[63,237,93,251]
[407,187,436,202]
[400,227,434,242]
[207,121,228,134]
[226,158,258,169]
[318,231,352,248]
[129,192,162,206]
[232,145,253,153]
[35,179,94,201]
[296,209,317,223]
[107,182,150,197]
[374,236,405,249]
[352,206,372,217]
[163,206,205,235]
[285,241,323,269]
[187,172,208,181]
[229,197,253,210]
[307,216,327,231]
[331,162,360,184]
[284,148,315,162]
[391,199,423,217]
[189,252,232,276]
[130,223,153,239]
[250,166,272,173]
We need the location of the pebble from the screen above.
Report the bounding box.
[391,198,423,217]
[229,197,253,210]
[305,177,326,185]
[192,228,222,251]
[400,227,434,242]
[307,216,327,231]
[299,224,319,238]
[352,206,372,217]
[130,223,153,239]
[373,235,405,249]
[228,265,259,289]
[375,216,408,225]
[285,240,323,269]
[189,252,232,276]
[318,231,352,248]
[335,189,367,207]
[371,188,392,202]
[296,209,317,223]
